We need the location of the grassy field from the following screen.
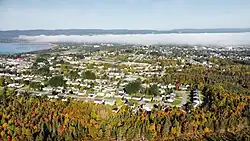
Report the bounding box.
[173,97,182,106]
[95,96,104,99]
[128,99,139,105]
[173,90,190,106]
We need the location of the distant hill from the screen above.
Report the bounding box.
[0,28,250,40]
[0,29,162,39]
[168,28,250,33]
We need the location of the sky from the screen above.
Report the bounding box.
[0,0,250,30]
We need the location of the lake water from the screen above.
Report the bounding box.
[0,43,50,54]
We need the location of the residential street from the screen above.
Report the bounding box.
[181,91,188,106]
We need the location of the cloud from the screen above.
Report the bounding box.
[17,33,250,45]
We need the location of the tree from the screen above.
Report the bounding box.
[163,118,171,137]
[30,81,42,90]
[5,76,12,85]
[103,63,112,70]
[147,84,159,96]
[0,77,5,87]
[48,76,66,88]
[124,80,141,94]
[37,66,50,76]
[23,80,30,85]
[82,71,96,80]
[35,57,49,64]
[60,64,70,76]
[69,71,79,80]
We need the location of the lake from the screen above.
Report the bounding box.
[0,43,50,54]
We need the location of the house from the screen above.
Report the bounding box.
[143,97,152,102]
[15,89,26,95]
[78,91,86,96]
[124,100,134,107]
[124,95,131,100]
[123,77,138,82]
[167,98,174,103]
[118,90,125,95]
[139,100,146,105]
[114,95,123,98]
[43,87,53,92]
[94,99,104,104]
[112,106,122,113]
[193,96,200,99]
[88,92,95,98]
[168,84,175,89]
[31,92,42,97]
[193,102,200,108]
[97,92,105,97]
[94,45,100,48]
[104,99,116,106]
[105,93,113,98]
[160,89,166,94]
[193,100,201,104]
[179,86,187,91]
[47,95,59,99]
[153,96,162,101]
[7,83,23,88]
[142,103,154,112]
[170,93,176,97]
[62,98,68,102]
[131,96,142,101]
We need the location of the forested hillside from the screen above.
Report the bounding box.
[0,83,249,140]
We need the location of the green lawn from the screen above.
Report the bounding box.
[174,90,187,97]
[103,97,115,100]
[129,99,138,105]
[95,96,104,99]
[173,97,182,106]
[143,95,153,98]
[22,86,31,91]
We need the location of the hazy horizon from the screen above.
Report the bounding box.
[17,33,250,45]
[1,27,250,31]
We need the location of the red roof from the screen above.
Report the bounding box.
[17,58,24,61]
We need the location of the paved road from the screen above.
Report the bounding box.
[181,91,188,106]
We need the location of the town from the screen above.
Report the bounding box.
[1,0,250,139]
[1,43,249,112]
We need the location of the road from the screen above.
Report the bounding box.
[181,91,188,106]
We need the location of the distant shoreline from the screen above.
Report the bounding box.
[0,42,55,55]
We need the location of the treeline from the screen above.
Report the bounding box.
[161,63,250,95]
[0,84,250,140]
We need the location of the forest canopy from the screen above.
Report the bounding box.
[0,84,249,140]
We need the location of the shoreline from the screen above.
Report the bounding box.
[0,42,57,55]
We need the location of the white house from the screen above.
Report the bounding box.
[143,97,152,102]
[104,99,116,106]
[132,96,141,101]
[143,103,154,112]
[94,99,104,104]
[43,87,53,92]
[97,92,105,97]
